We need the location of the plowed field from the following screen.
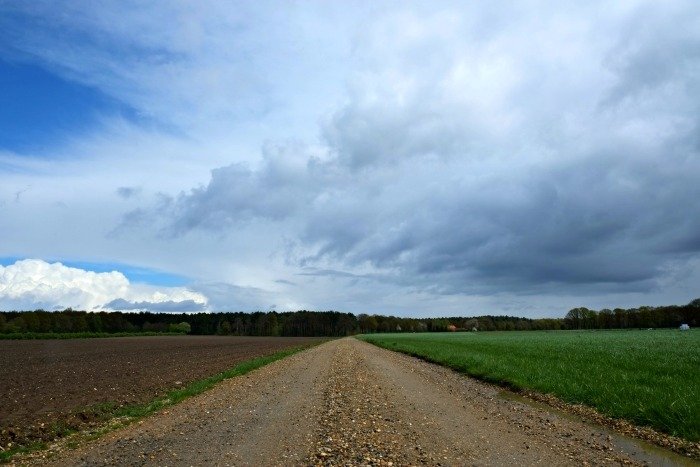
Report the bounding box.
[0,335,322,449]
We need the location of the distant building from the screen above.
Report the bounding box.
[680,323,690,331]
[447,324,457,332]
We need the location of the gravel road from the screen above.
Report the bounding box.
[30,338,691,466]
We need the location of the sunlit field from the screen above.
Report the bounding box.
[361,330,700,441]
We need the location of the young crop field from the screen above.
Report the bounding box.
[360,330,700,442]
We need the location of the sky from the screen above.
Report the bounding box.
[0,1,699,317]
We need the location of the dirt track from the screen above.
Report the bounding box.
[29,338,691,466]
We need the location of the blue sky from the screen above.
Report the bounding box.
[0,257,187,287]
[0,59,131,152]
[0,1,699,315]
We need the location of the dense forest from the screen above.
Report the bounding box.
[0,299,698,336]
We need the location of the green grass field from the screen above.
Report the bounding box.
[360,330,700,442]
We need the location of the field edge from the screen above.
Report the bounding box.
[1,340,327,464]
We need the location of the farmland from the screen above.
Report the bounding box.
[0,335,323,452]
[3,332,699,464]
[360,330,700,442]
[27,338,695,466]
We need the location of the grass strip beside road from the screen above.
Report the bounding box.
[1,341,323,463]
[360,330,700,442]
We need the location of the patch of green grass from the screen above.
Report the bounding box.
[0,342,322,463]
[0,331,185,340]
[360,330,700,442]
[0,441,46,462]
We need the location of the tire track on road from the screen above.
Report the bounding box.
[307,338,435,465]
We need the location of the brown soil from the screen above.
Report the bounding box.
[0,335,322,450]
[20,338,695,466]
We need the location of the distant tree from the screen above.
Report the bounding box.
[267,312,280,336]
[253,312,268,336]
[597,309,614,329]
[8,315,27,332]
[143,321,167,332]
[217,320,232,335]
[478,317,495,331]
[36,312,52,332]
[565,307,592,329]
[232,316,244,335]
[87,313,103,332]
[72,313,88,332]
[22,312,40,332]
[358,314,378,333]
[169,322,192,334]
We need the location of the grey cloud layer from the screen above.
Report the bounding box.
[122,1,700,302]
[105,298,206,312]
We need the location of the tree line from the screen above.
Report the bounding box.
[0,299,697,336]
[357,299,698,333]
[0,310,358,336]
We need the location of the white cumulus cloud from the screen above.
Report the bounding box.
[0,259,207,311]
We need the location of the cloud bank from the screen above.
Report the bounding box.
[0,260,207,311]
[136,1,700,301]
[0,1,699,316]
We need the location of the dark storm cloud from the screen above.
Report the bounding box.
[155,132,700,297]
[603,5,700,106]
[162,141,324,233]
[125,1,700,299]
[323,102,475,170]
